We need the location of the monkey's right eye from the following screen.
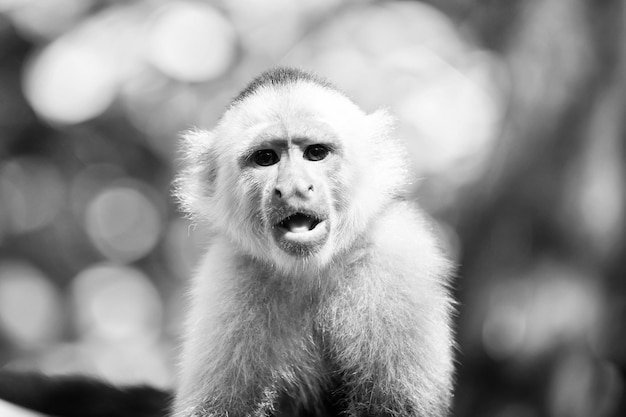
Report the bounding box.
[252,150,280,166]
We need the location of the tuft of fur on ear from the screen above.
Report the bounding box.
[335,108,410,249]
[172,129,218,222]
[365,108,409,196]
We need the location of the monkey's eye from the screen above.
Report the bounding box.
[304,144,330,162]
[252,150,280,166]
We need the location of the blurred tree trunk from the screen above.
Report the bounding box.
[427,0,625,416]
[458,0,624,267]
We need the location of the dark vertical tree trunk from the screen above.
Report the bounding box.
[437,0,626,416]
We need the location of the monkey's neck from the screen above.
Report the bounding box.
[200,233,373,307]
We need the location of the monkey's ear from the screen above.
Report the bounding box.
[366,108,396,132]
[173,129,218,219]
[365,108,408,189]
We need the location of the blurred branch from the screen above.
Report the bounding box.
[453,0,625,268]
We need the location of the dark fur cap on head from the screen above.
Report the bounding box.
[231,67,336,105]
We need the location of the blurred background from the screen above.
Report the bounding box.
[0,0,624,416]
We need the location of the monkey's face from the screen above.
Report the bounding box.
[176,82,408,272]
[243,123,339,260]
[216,108,346,270]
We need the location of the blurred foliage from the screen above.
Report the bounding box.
[0,0,624,416]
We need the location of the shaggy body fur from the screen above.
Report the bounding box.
[174,68,454,417]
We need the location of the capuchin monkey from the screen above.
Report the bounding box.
[0,67,454,417]
[172,67,454,417]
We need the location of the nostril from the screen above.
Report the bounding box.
[274,188,282,199]
[308,185,314,192]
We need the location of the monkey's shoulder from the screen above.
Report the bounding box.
[364,201,451,281]
[371,201,443,251]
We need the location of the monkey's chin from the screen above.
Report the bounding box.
[272,219,330,257]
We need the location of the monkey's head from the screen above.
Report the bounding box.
[176,68,408,273]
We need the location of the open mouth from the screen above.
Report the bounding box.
[273,211,329,250]
[277,212,323,233]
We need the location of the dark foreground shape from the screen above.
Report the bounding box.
[0,371,172,417]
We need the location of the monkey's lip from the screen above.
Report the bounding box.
[273,212,329,245]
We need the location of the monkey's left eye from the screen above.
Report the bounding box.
[252,150,280,166]
[304,145,330,161]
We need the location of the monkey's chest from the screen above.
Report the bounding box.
[272,377,348,417]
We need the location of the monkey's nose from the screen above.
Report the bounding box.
[274,183,314,200]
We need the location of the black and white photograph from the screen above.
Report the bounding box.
[0,1,623,416]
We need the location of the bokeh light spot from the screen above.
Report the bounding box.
[224,0,300,56]
[482,263,603,361]
[0,158,66,234]
[71,263,162,342]
[396,55,500,176]
[0,262,62,348]
[24,38,118,124]
[85,183,162,263]
[6,0,90,41]
[146,1,236,82]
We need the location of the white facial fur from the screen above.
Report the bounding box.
[176,82,408,273]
